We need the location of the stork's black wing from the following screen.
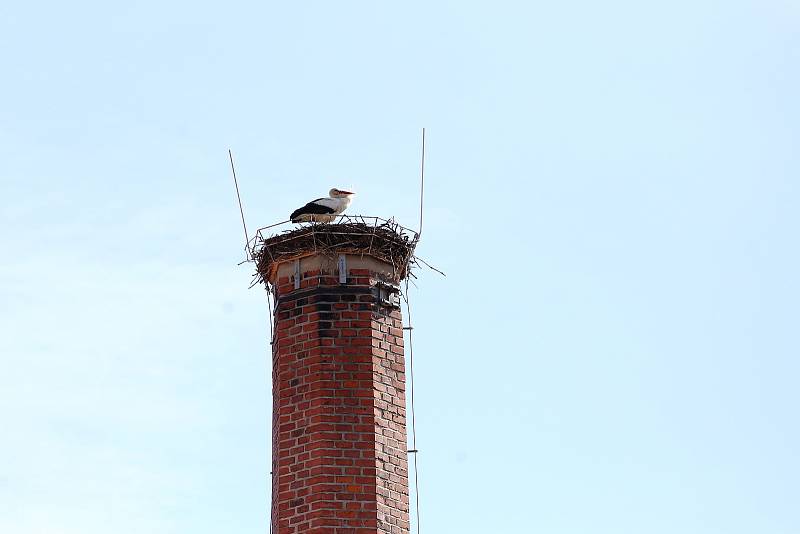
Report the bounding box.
[290,199,336,221]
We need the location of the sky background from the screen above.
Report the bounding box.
[1,1,799,533]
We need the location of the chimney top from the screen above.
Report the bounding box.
[254,219,418,285]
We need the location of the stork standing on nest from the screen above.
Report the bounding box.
[290,188,355,223]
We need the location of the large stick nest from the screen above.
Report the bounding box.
[254,220,418,285]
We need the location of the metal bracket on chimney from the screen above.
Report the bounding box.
[338,255,347,284]
[293,259,301,289]
[373,280,401,309]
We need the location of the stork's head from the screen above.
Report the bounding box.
[329,188,355,198]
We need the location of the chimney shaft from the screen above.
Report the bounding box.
[270,254,410,533]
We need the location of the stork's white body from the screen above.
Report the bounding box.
[290,188,355,223]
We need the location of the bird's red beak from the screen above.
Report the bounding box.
[339,190,355,195]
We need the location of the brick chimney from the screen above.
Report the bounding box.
[257,223,414,534]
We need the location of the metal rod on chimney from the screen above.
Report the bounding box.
[228,149,251,260]
[418,127,426,239]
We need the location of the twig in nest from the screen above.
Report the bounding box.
[414,255,446,277]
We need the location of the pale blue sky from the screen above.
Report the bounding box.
[1,1,799,533]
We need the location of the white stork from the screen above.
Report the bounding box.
[290,188,355,223]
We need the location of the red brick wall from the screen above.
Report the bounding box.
[271,264,410,533]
